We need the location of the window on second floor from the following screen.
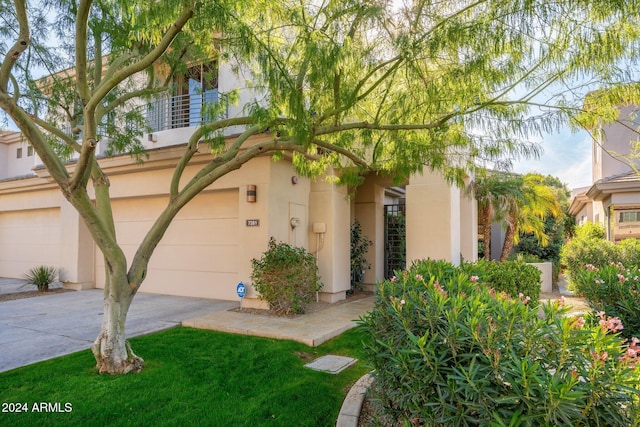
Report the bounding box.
[27,146,34,157]
[16,147,22,159]
[619,211,640,223]
[172,61,219,128]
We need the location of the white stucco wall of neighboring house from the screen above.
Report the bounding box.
[593,105,640,182]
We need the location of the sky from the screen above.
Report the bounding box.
[511,128,593,191]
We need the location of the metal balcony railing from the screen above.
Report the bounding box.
[144,90,227,133]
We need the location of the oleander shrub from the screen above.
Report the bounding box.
[461,258,541,303]
[573,263,640,338]
[361,259,640,426]
[251,237,322,314]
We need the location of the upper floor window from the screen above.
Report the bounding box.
[27,146,34,156]
[172,61,219,128]
[16,147,22,159]
[619,211,640,223]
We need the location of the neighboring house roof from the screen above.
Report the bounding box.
[568,185,592,216]
[586,170,640,201]
[0,130,22,144]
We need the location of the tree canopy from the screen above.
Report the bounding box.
[1,0,639,373]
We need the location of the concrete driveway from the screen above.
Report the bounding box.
[0,279,238,373]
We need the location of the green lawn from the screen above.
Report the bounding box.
[0,327,369,426]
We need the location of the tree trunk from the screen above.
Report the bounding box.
[481,204,492,260]
[91,269,143,374]
[500,211,517,261]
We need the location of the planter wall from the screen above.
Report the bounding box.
[528,262,552,293]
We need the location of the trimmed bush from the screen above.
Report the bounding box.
[461,258,541,303]
[251,237,322,314]
[361,259,640,426]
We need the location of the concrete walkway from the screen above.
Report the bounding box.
[183,296,376,347]
[0,278,376,373]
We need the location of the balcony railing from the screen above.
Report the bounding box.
[145,90,227,133]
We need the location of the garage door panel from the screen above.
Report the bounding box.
[150,245,238,273]
[0,208,61,278]
[95,190,239,300]
[139,270,240,300]
[161,218,238,246]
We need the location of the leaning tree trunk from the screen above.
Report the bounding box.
[481,204,493,260]
[500,211,518,262]
[91,268,143,374]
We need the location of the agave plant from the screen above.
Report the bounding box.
[24,266,59,292]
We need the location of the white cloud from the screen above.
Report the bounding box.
[511,129,593,190]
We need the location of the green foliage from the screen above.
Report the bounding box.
[560,226,618,285]
[463,258,542,303]
[251,237,322,314]
[575,221,607,240]
[23,266,59,292]
[349,220,372,292]
[361,259,640,426]
[572,263,640,338]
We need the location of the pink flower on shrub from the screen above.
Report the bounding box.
[597,311,624,333]
[517,293,531,304]
[415,274,424,281]
[432,280,447,298]
[470,275,479,282]
[390,276,397,283]
[595,279,604,285]
[570,316,585,329]
[617,274,627,284]
[590,350,608,363]
[586,264,596,271]
[558,296,566,307]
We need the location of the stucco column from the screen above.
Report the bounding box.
[353,180,385,286]
[309,176,350,303]
[60,199,95,289]
[406,168,461,265]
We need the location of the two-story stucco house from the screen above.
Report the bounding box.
[569,104,640,241]
[0,57,478,307]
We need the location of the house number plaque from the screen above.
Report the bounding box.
[246,219,260,227]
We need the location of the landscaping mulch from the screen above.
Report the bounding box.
[0,287,75,302]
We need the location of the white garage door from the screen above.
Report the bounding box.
[0,208,61,278]
[95,190,239,300]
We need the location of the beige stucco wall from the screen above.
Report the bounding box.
[309,175,350,302]
[594,105,640,182]
[406,168,462,264]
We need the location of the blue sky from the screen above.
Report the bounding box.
[512,128,593,191]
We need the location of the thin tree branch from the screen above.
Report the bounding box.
[0,0,29,93]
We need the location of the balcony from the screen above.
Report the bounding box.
[144,90,227,133]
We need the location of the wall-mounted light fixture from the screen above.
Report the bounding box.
[246,185,257,203]
[290,217,301,229]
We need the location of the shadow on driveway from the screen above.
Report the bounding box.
[0,281,238,373]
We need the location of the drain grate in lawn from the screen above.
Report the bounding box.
[304,355,357,374]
